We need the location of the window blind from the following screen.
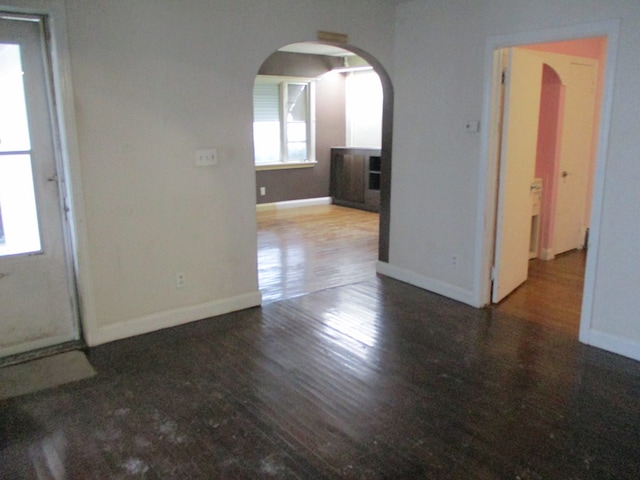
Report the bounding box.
[253,83,280,122]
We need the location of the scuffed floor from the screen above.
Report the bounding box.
[1,277,640,479]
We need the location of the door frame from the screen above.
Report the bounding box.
[474,20,620,343]
[1,2,95,347]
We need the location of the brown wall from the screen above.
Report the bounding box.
[255,52,346,204]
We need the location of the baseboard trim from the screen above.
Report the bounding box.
[540,248,555,261]
[86,291,262,347]
[377,261,477,307]
[0,334,79,360]
[256,197,332,212]
[581,328,640,362]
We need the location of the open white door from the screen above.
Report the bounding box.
[492,48,543,303]
[553,60,598,255]
[0,16,78,358]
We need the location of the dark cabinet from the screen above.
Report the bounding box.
[330,147,381,212]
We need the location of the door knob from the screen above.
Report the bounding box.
[562,171,569,178]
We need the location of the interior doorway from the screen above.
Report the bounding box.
[253,42,392,302]
[489,36,607,335]
[0,14,79,360]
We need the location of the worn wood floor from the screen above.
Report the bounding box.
[494,250,586,336]
[2,208,636,478]
[1,277,639,479]
[257,205,379,303]
[258,204,586,337]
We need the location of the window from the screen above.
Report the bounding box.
[253,76,315,168]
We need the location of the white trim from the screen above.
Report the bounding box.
[578,22,620,346]
[377,261,477,307]
[0,333,77,358]
[45,1,99,350]
[256,196,332,211]
[474,20,621,352]
[256,161,317,171]
[583,329,640,363]
[85,291,262,346]
[540,248,555,261]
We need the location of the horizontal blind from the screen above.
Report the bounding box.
[253,83,279,122]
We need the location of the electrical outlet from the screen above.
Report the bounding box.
[176,272,186,288]
[451,255,458,266]
[260,187,266,196]
[465,121,480,133]
[195,148,218,167]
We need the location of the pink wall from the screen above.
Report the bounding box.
[524,37,605,60]
[535,65,563,254]
[525,37,606,233]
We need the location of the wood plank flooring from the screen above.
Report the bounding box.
[2,208,632,479]
[258,204,586,337]
[257,205,379,303]
[1,277,639,479]
[494,250,586,336]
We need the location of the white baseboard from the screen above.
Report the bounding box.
[581,328,640,362]
[256,197,332,212]
[540,248,555,261]
[376,261,477,307]
[0,333,78,359]
[86,291,262,346]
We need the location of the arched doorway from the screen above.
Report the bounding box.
[252,42,393,302]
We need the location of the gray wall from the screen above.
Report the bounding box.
[388,0,640,361]
[255,52,346,204]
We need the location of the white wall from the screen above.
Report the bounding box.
[8,0,640,361]
[2,0,395,344]
[346,71,383,148]
[389,0,640,359]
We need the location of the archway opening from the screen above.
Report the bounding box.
[252,42,393,303]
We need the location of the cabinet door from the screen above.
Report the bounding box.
[335,154,365,204]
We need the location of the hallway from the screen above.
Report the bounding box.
[494,250,586,336]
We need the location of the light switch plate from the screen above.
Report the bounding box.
[195,148,218,166]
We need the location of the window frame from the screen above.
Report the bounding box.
[253,75,316,170]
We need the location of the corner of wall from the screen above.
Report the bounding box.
[376,261,479,307]
[86,291,262,347]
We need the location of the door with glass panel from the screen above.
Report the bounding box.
[0,15,78,358]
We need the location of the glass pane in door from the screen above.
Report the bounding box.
[0,44,30,151]
[0,43,41,256]
[0,154,41,255]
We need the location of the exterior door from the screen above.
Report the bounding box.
[0,16,78,358]
[492,48,543,303]
[553,60,598,255]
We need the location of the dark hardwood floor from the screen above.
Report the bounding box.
[2,208,638,478]
[1,277,639,478]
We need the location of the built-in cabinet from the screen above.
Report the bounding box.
[330,147,381,212]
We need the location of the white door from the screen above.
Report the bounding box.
[553,61,598,255]
[492,48,543,303]
[0,16,78,358]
